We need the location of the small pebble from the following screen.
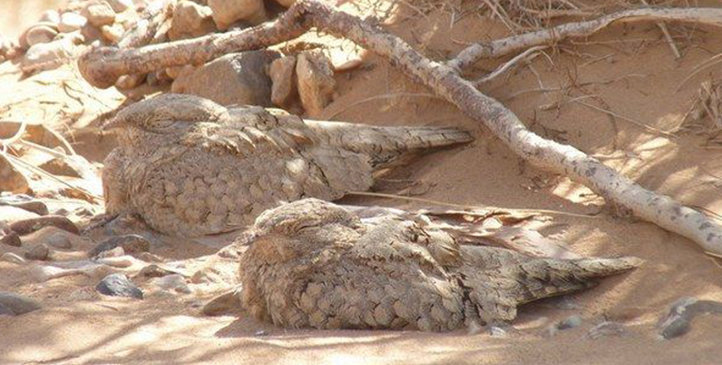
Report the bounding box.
[96,273,143,299]
[489,326,508,338]
[25,244,50,261]
[82,2,116,27]
[254,330,268,336]
[558,315,583,330]
[96,246,125,259]
[587,321,626,340]
[46,232,72,249]
[24,25,58,46]
[1,232,21,247]
[58,12,88,33]
[39,10,61,24]
[137,264,178,278]
[10,215,79,235]
[0,292,41,315]
[89,234,151,257]
[152,274,191,294]
[1,252,26,264]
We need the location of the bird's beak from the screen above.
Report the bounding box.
[101,116,124,131]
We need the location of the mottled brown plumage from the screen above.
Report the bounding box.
[238,199,641,331]
[102,94,472,236]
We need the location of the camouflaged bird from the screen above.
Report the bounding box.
[238,199,641,331]
[102,94,472,236]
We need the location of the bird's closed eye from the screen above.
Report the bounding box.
[143,117,177,132]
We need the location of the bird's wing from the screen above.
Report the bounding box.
[456,245,639,323]
[297,219,463,330]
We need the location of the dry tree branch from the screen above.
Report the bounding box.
[78,1,722,255]
[447,7,722,71]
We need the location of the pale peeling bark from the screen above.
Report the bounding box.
[447,7,722,71]
[78,1,722,254]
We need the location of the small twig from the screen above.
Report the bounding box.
[448,7,722,70]
[676,53,722,91]
[640,0,681,59]
[0,119,28,151]
[475,46,547,85]
[348,191,602,219]
[573,100,676,137]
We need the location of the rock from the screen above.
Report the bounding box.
[25,25,59,47]
[39,10,61,24]
[96,273,143,299]
[658,297,722,340]
[547,315,582,336]
[202,287,242,316]
[0,232,21,247]
[106,0,133,13]
[82,2,116,27]
[323,42,365,72]
[146,70,173,87]
[0,34,19,60]
[95,255,136,268]
[25,244,50,261]
[296,49,336,117]
[165,65,195,80]
[137,264,179,278]
[0,195,49,216]
[208,0,266,30]
[137,252,164,263]
[172,50,279,106]
[88,234,151,257]
[58,12,88,33]
[0,154,29,194]
[273,0,296,7]
[190,268,223,284]
[46,232,72,249]
[80,24,104,44]
[587,321,626,339]
[96,246,124,258]
[20,227,87,256]
[0,206,39,222]
[0,292,41,316]
[489,326,508,338]
[557,315,583,330]
[168,0,216,41]
[269,55,298,109]
[1,252,26,264]
[100,23,124,44]
[10,216,79,235]
[115,74,146,90]
[152,274,191,294]
[22,36,81,73]
[31,263,113,282]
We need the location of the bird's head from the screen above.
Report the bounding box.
[103,93,229,135]
[239,199,362,265]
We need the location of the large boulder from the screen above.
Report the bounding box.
[172,50,280,106]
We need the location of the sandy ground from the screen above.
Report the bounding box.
[2,0,722,364]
